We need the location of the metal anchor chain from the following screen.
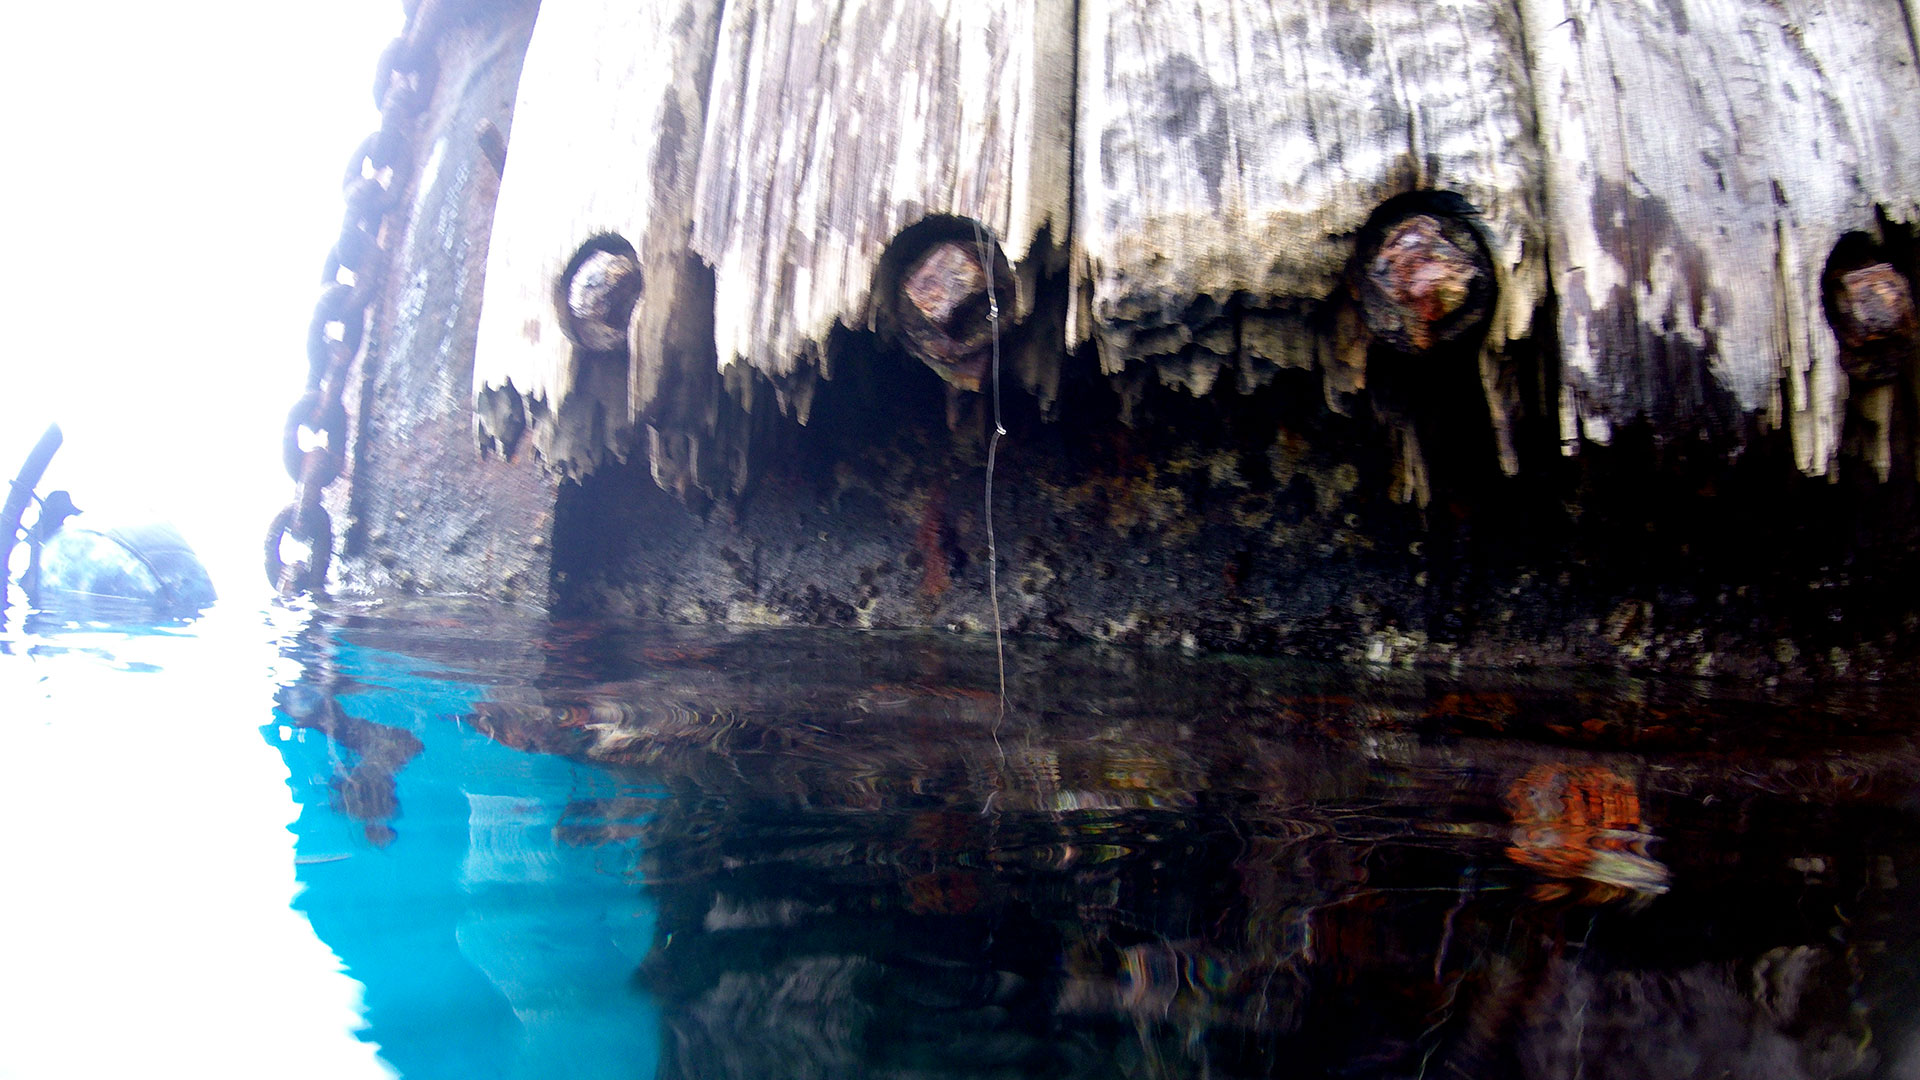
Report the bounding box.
[266,1,448,595]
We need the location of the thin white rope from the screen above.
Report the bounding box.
[969,219,1009,729]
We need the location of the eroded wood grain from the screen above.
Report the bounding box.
[689,0,1075,414]
[1521,0,1920,473]
[476,0,1918,488]
[1073,0,1548,449]
[471,0,722,478]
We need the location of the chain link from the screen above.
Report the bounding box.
[267,2,449,596]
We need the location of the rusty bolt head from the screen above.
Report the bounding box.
[890,237,1006,388]
[905,242,989,332]
[1833,264,1914,346]
[896,239,1002,390]
[564,248,643,353]
[1356,213,1494,354]
[1829,263,1915,381]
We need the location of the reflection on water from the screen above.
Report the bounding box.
[7,598,1914,1077]
[272,634,662,1080]
[0,602,391,1079]
[255,601,1920,1079]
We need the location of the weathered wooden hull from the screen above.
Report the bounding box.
[332,0,1920,677]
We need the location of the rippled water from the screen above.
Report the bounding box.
[5,599,1920,1079]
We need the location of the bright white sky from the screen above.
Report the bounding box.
[0,4,411,1076]
[1,0,403,606]
[0,611,400,1079]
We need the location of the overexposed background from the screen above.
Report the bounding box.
[1,0,404,604]
[1,4,412,1076]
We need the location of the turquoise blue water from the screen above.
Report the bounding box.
[275,640,663,1080]
[6,598,1920,1079]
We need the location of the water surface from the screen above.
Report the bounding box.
[5,599,1919,1078]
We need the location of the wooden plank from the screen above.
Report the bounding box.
[1072,0,1548,450]
[689,0,1076,412]
[471,0,723,478]
[1521,0,1920,473]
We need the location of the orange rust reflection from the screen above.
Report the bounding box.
[1504,763,1670,901]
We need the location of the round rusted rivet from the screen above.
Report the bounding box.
[1355,211,1495,354]
[1828,261,1915,382]
[896,238,1007,390]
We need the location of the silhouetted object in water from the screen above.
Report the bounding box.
[33,518,217,616]
[1,423,65,610]
[5,424,215,618]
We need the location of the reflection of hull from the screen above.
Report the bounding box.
[451,621,1918,1078]
[1505,764,1670,900]
[268,633,665,1079]
[278,609,1920,1078]
[1498,955,1871,1080]
[462,622,1920,817]
[611,770,1892,1079]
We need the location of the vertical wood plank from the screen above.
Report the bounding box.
[1074,0,1547,444]
[471,0,723,477]
[689,0,1076,411]
[1521,0,1920,472]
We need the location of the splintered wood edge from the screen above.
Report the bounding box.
[474,0,1918,483]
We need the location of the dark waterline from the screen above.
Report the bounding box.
[7,599,1920,1078]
